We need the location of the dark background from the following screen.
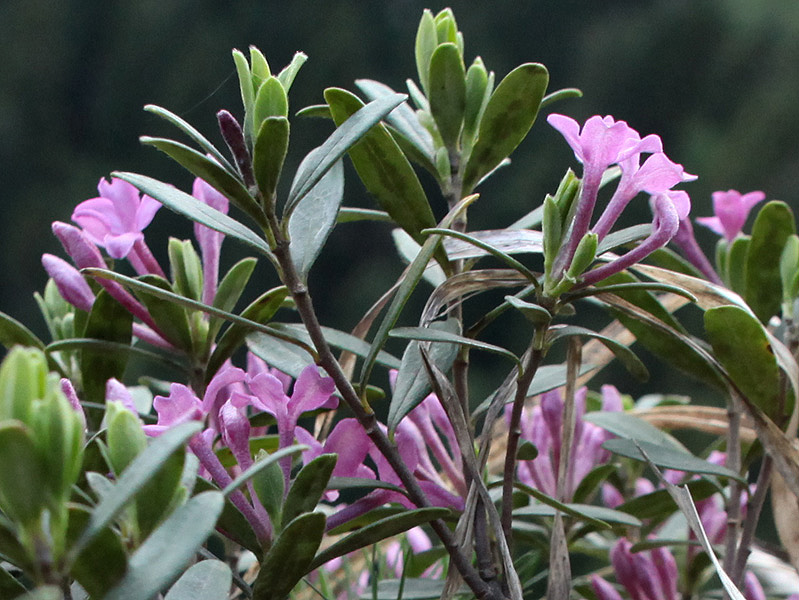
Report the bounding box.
[2,1,798,400]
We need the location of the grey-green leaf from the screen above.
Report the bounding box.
[325,87,436,245]
[164,560,233,600]
[140,137,267,229]
[288,156,344,280]
[112,172,274,260]
[73,421,202,556]
[286,92,407,214]
[389,319,460,432]
[104,492,224,600]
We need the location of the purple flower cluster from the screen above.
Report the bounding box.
[546,114,696,287]
[512,384,622,500]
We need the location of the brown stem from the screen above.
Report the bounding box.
[501,343,544,548]
[722,393,743,588]
[732,456,773,586]
[269,231,504,600]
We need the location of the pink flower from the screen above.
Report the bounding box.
[696,189,766,241]
[191,178,229,305]
[42,254,95,312]
[72,177,161,260]
[71,177,165,277]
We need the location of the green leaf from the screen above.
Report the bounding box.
[207,286,288,378]
[81,289,132,405]
[307,507,449,573]
[253,512,326,600]
[463,57,490,143]
[745,200,796,322]
[603,438,746,482]
[511,482,611,529]
[546,325,648,381]
[144,104,236,175]
[355,79,435,161]
[73,421,202,556]
[423,227,539,283]
[704,305,782,420]
[0,311,44,351]
[232,49,256,140]
[104,491,224,600]
[593,274,725,389]
[247,331,316,380]
[286,92,407,214]
[583,411,688,452]
[505,296,551,326]
[0,563,25,597]
[462,63,549,192]
[727,235,750,296]
[390,325,520,367]
[168,238,204,302]
[207,257,257,342]
[135,444,186,538]
[140,137,267,229]
[389,319,460,432]
[514,503,641,528]
[112,172,274,260]
[0,423,48,525]
[414,9,437,94]
[134,275,194,353]
[616,479,718,522]
[427,43,466,149]
[67,505,128,598]
[288,155,344,280]
[325,87,436,245]
[253,116,289,199]
[265,323,402,370]
[250,453,284,531]
[282,453,337,527]
[106,403,148,476]
[222,444,307,497]
[359,197,474,390]
[277,51,308,92]
[253,76,288,127]
[164,560,233,600]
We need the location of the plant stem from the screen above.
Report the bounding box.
[269,231,505,600]
[500,341,544,548]
[732,456,773,586]
[722,392,743,588]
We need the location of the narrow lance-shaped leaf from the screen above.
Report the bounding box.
[140,137,267,229]
[143,104,236,175]
[104,492,225,600]
[72,421,202,556]
[281,453,337,526]
[288,156,344,281]
[0,311,45,351]
[388,318,463,432]
[134,275,194,353]
[325,87,437,245]
[355,79,436,160]
[359,195,476,390]
[112,172,275,261]
[462,63,549,192]
[546,325,648,381]
[286,92,407,214]
[306,507,449,572]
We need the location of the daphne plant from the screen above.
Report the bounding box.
[1,6,799,600]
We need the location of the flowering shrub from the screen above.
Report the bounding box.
[1,7,799,600]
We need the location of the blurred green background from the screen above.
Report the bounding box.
[2,1,798,399]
